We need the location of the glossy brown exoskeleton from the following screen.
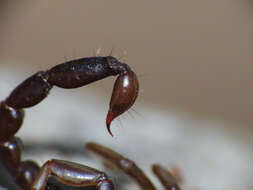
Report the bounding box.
[0,56,181,190]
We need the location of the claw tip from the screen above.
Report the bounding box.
[106,111,114,137]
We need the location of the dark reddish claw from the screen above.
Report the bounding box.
[106,71,139,136]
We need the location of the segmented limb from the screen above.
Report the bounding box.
[152,164,181,190]
[0,136,40,190]
[31,159,114,190]
[86,142,157,190]
[29,143,181,190]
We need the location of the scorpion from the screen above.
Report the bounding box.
[0,56,181,190]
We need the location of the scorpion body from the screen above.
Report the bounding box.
[0,56,180,190]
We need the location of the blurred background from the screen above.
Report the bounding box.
[0,1,253,190]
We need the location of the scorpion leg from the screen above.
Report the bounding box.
[86,142,157,190]
[152,164,181,190]
[0,136,22,176]
[31,159,114,190]
[0,136,40,189]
